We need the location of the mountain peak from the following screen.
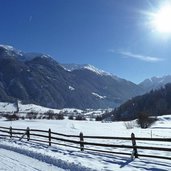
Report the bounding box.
[61,63,113,76]
[83,64,113,76]
[139,75,171,92]
[22,52,52,62]
[0,44,22,56]
[0,44,53,62]
[0,44,15,50]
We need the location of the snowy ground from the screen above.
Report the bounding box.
[0,148,65,171]
[0,115,171,170]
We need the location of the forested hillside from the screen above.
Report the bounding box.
[110,83,171,121]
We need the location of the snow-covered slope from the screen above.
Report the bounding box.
[0,101,83,114]
[0,102,16,113]
[18,102,83,114]
[0,101,110,117]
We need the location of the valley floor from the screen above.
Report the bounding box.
[0,116,171,170]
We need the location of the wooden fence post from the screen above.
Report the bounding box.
[80,132,84,151]
[9,126,12,138]
[49,128,51,146]
[27,127,30,141]
[131,133,138,158]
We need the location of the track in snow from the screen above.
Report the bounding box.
[0,148,65,171]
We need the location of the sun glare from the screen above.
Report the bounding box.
[152,5,171,33]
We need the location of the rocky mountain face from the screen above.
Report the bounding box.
[0,45,144,109]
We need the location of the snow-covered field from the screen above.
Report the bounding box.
[0,101,109,118]
[0,115,171,171]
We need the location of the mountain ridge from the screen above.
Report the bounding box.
[139,75,171,92]
[0,45,143,109]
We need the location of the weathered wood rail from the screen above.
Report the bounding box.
[0,126,171,160]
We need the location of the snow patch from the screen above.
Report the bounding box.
[92,92,106,99]
[69,86,75,91]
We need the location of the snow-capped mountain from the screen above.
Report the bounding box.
[139,75,171,92]
[62,64,124,82]
[62,64,113,76]
[0,45,51,62]
[0,45,143,109]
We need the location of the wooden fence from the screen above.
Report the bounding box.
[0,126,171,160]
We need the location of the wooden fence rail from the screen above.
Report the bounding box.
[0,126,170,160]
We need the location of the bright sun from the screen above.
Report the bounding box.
[152,5,171,33]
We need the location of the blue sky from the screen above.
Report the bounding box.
[1,0,171,83]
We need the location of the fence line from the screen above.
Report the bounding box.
[0,126,170,160]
